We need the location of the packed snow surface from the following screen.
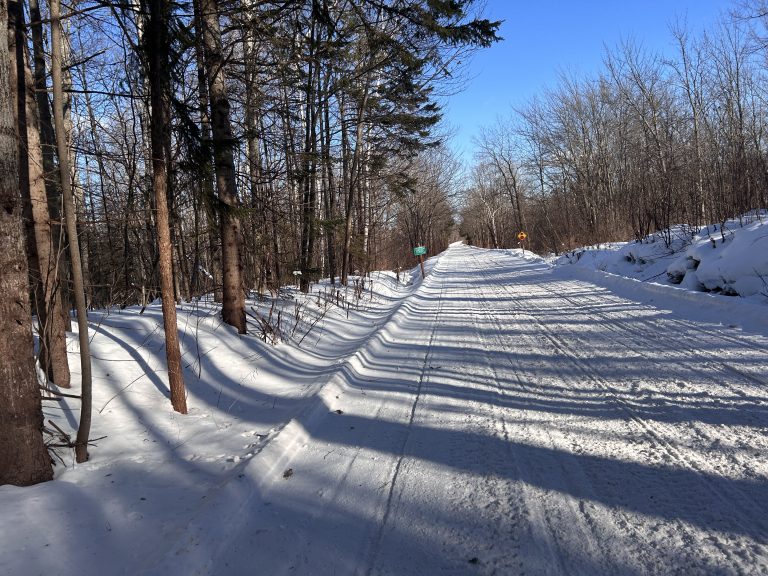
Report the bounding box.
[2,244,768,575]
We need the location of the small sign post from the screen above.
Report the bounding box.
[413,246,427,278]
[517,231,528,255]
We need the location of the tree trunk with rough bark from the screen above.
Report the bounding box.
[198,0,246,333]
[8,0,70,388]
[50,0,92,462]
[0,0,53,486]
[145,0,188,414]
[28,0,72,333]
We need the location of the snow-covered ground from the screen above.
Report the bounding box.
[549,211,768,302]
[2,243,768,575]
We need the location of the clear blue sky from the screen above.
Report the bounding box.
[445,0,734,162]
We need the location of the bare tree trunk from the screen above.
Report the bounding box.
[242,10,269,295]
[26,0,55,205]
[361,145,370,271]
[50,0,92,462]
[321,76,336,285]
[145,0,188,414]
[261,117,282,287]
[78,59,118,304]
[299,104,317,288]
[9,0,70,388]
[341,87,369,285]
[0,0,53,486]
[198,0,245,333]
[190,4,220,302]
[59,18,92,307]
[28,0,71,331]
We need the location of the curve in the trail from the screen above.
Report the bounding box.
[148,244,768,576]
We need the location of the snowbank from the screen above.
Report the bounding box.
[0,267,421,576]
[550,211,768,305]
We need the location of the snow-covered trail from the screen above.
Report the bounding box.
[155,244,768,575]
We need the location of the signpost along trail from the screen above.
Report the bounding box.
[413,246,427,278]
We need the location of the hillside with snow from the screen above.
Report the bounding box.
[550,211,768,301]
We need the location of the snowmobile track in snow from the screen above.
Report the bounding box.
[363,260,448,574]
[478,248,768,574]
[144,245,768,575]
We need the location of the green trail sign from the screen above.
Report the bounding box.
[413,246,427,256]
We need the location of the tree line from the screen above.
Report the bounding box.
[461,3,768,253]
[0,0,498,485]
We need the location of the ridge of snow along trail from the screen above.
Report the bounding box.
[3,244,768,575]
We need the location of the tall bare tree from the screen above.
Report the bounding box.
[144,0,188,413]
[197,0,246,333]
[51,0,92,462]
[0,0,53,486]
[9,0,70,388]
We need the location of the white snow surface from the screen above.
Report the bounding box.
[549,211,768,304]
[3,244,768,575]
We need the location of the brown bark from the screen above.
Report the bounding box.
[28,0,71,333]
[198,0,245,333]
[0,0,53,486]
[146,0,188,414]
[9,0,70,389]
[50,0,92,461]
[26,0,56,201]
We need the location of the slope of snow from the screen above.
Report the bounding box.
[550,211,768,304]
[2,246,768,575]
[0,266,421,576]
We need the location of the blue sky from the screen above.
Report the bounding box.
[445,0,734,162]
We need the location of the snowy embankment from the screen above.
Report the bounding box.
[545,211,768,335]
[0,265,425,576]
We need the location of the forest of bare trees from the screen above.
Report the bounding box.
[460,5,768,254]
[0,0,499,484]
